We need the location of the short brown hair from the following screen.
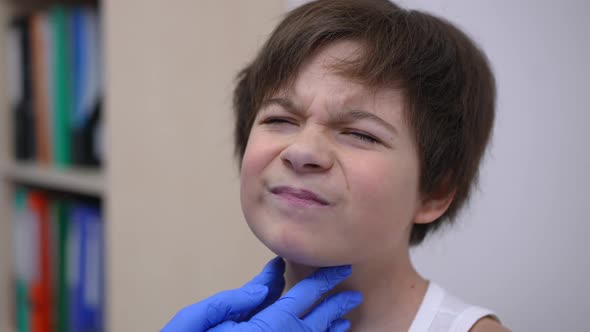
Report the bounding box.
[233,0,496,246]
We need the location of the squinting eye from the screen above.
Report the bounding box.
[261,117,295,125]
[347,131,380,144]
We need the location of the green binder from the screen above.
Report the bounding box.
[14,189,30,332]
[54,199,69,332]
[50,6,72,168]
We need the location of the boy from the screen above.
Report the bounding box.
[164,0,510,331]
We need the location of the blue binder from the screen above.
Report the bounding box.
[68,204,103,332]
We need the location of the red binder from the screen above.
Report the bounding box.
[29,191,52,332]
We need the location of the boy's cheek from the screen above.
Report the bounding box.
[241,135,283,177]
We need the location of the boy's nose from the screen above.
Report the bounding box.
[279,129,334,173]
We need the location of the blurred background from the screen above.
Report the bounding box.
[0,0,587,331]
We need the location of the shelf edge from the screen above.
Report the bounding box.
[0,162,104,197]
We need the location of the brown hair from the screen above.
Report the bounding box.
[233,0,496,246]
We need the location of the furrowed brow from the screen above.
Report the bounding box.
[332,109,399,136]
[261,97,300,115]
[261,98,399,137]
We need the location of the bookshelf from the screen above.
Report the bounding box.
[1,1,104,331]
[1,0,286,331]
[1,162,104,196]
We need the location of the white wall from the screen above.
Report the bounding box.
[286,1,589,331]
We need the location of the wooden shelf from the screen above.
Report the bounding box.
[1,162,104,197]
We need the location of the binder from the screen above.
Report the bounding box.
[9,17,36,161]
[82,205,104,331]
[28,192,52,332]
[67,204,82,331]
[54,199,70,332]
[68,203,104,332]
[30,12,52,164]
[72,7,103,167]
[6,19,24,160]
[44,10,57,166]
[89,8,104,166]
[13,188,31,332]
[71,7,86,166]
[49,6,73,168]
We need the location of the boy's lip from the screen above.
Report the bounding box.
[269,186,330,206]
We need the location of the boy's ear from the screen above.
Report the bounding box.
[413,185,456,225]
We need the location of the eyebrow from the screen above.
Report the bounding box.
[262,97,399,136]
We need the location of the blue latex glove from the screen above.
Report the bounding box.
[161,257,363,332]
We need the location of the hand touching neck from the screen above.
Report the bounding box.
[283,249,428,332]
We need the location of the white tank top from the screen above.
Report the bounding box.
[408,281,501,332]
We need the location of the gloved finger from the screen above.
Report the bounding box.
[161,284,268,332]
[302,291,362,330]
[261,265,352,317]
[240,256,286,319]
[328,319,351,332]
[248,310,311,332]
[242,256,285,289]
[207,320,240,331]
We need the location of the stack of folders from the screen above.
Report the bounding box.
[12,187,104,332]
[7,5,103,169]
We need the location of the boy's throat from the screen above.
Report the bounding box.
[283,259,428,332]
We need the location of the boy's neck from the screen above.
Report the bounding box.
[284,248,427,332]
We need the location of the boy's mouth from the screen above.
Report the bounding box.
[270,186,330,206]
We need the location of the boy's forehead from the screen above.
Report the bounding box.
[273,81,405,114]
[274,71,405,116]
[261,39,409,127]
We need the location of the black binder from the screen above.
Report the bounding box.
[11,17,36,161]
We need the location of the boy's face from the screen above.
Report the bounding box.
[240,40,423,266]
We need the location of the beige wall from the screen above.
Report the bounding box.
[105,1,286,330]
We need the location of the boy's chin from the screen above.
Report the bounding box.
[267,242,353,268]
[247,221,355,267]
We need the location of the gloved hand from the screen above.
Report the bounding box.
[161,257,362,332]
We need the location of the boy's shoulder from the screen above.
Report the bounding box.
[469,317,512,332]
[424,281,510,332]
